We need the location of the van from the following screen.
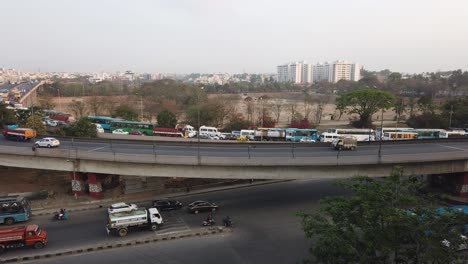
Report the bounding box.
[199,125,221,137]
[240,129,255,141]
[94,123,104,133]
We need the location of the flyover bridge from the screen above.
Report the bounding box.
[0,138,467,180]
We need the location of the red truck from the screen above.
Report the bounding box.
[2,127,37,141]
[0,225,48,253]
[153,125,197,138]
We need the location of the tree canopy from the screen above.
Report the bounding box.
[298,167,468,264]
[157,109,177,128]
[113,105,139,121]
[336,88,395,127]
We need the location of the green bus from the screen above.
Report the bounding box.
[110,120,155,135]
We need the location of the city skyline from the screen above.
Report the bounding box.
[1,0,467,74]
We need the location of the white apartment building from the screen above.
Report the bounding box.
[277,62,313,84]
[312,61,361,83]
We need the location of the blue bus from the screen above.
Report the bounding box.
[285,128,320,142]
[88,116,121,130]
[0,196,31,225]
[413,129,448,139]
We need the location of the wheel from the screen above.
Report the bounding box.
[47,144,51,148]
[118,228,128,237]
[150,224,159,231]
[34,242,44,249]
[0,244,5,253]
[194,210,199,214]
[4,218,14,225]
[351,146,356,151]
[211,208,216,212]
[34,144,39,148]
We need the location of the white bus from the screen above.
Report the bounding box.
[324,128,375,142]
[375,127,414,140]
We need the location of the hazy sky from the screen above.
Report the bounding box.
[1,0,467,73]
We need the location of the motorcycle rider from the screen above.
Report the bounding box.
[223,215,232,227]
[206,212,213,223]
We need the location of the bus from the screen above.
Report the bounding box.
[375,127,414,140]
[285,128,319,142]
[324,128,375,142]
[88,116,121,130]
[413,129,448,139]
[0,196,31,225]
[110,120,155,135]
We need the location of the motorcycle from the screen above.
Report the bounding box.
[223,217,234,227]
[52,209,69,221]
[202,219,215,226]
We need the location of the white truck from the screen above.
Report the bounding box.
[331,136,357,151]
[106,208,163,237]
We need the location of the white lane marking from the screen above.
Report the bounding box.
[88,146,107,152]
[437,144,468,151]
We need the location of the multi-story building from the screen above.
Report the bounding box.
[277,62,313,84]
[312,61,361,83]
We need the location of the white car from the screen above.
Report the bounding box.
[46,120,58,127]
[108,202,138,214]
[112,129,129,135]
[34,137,60,148]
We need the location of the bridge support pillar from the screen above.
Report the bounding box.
[87,173,104,199]
[70,172,85,196]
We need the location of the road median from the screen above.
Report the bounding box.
[0,227,232,263]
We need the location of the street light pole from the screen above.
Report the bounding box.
[197,87,204,163]
[378,109,384,162]
[449,105,454,128]
[139,95,143,121]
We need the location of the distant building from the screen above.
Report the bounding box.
[277,61,313,84]
[311,61,361,83]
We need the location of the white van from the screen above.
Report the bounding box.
[94,123,104,133]
[199,126,221,137]
[240,129,255,141]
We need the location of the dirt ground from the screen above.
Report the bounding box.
[50,92,400,129]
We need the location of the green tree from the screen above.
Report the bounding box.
[223,113,251,131]
[336,88,395,128]
[0,104,18,127]
[298,167,468,264]
[61,117,97,138]
[113,105,138,121]
[157,109,177,128]
[25,114,46,135]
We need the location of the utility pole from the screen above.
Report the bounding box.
[449,105,454,128]
[378,109,384,162]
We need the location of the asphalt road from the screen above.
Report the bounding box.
[1,136,468,158]
[1,179,347,263]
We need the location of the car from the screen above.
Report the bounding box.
[208,135,220,140]
[129,130,145,136]
[112,129,129,135]
[34,137,60,148]
[152,199,183,211]
[108,202,138,214]
[188,200,219,214]
[197,134,210,139]
[46,120,58,127]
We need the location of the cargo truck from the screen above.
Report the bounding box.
[153,125,197,138]
[107,208,163,237]
[331,136,357,151]
[2,127,36,141]
[0,225,48,254]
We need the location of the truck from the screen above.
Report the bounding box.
[0,225,48,253]
[153,125,197,138]
[2,127,36,141]
[331,136,357,151]
[106,208,163,237]
[253,128,286,141]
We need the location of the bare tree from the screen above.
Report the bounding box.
[68,99,87,119]
[86,96,103,116]
[270,98,284,124]
[288,103,298,122]
[244,97,255,123]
